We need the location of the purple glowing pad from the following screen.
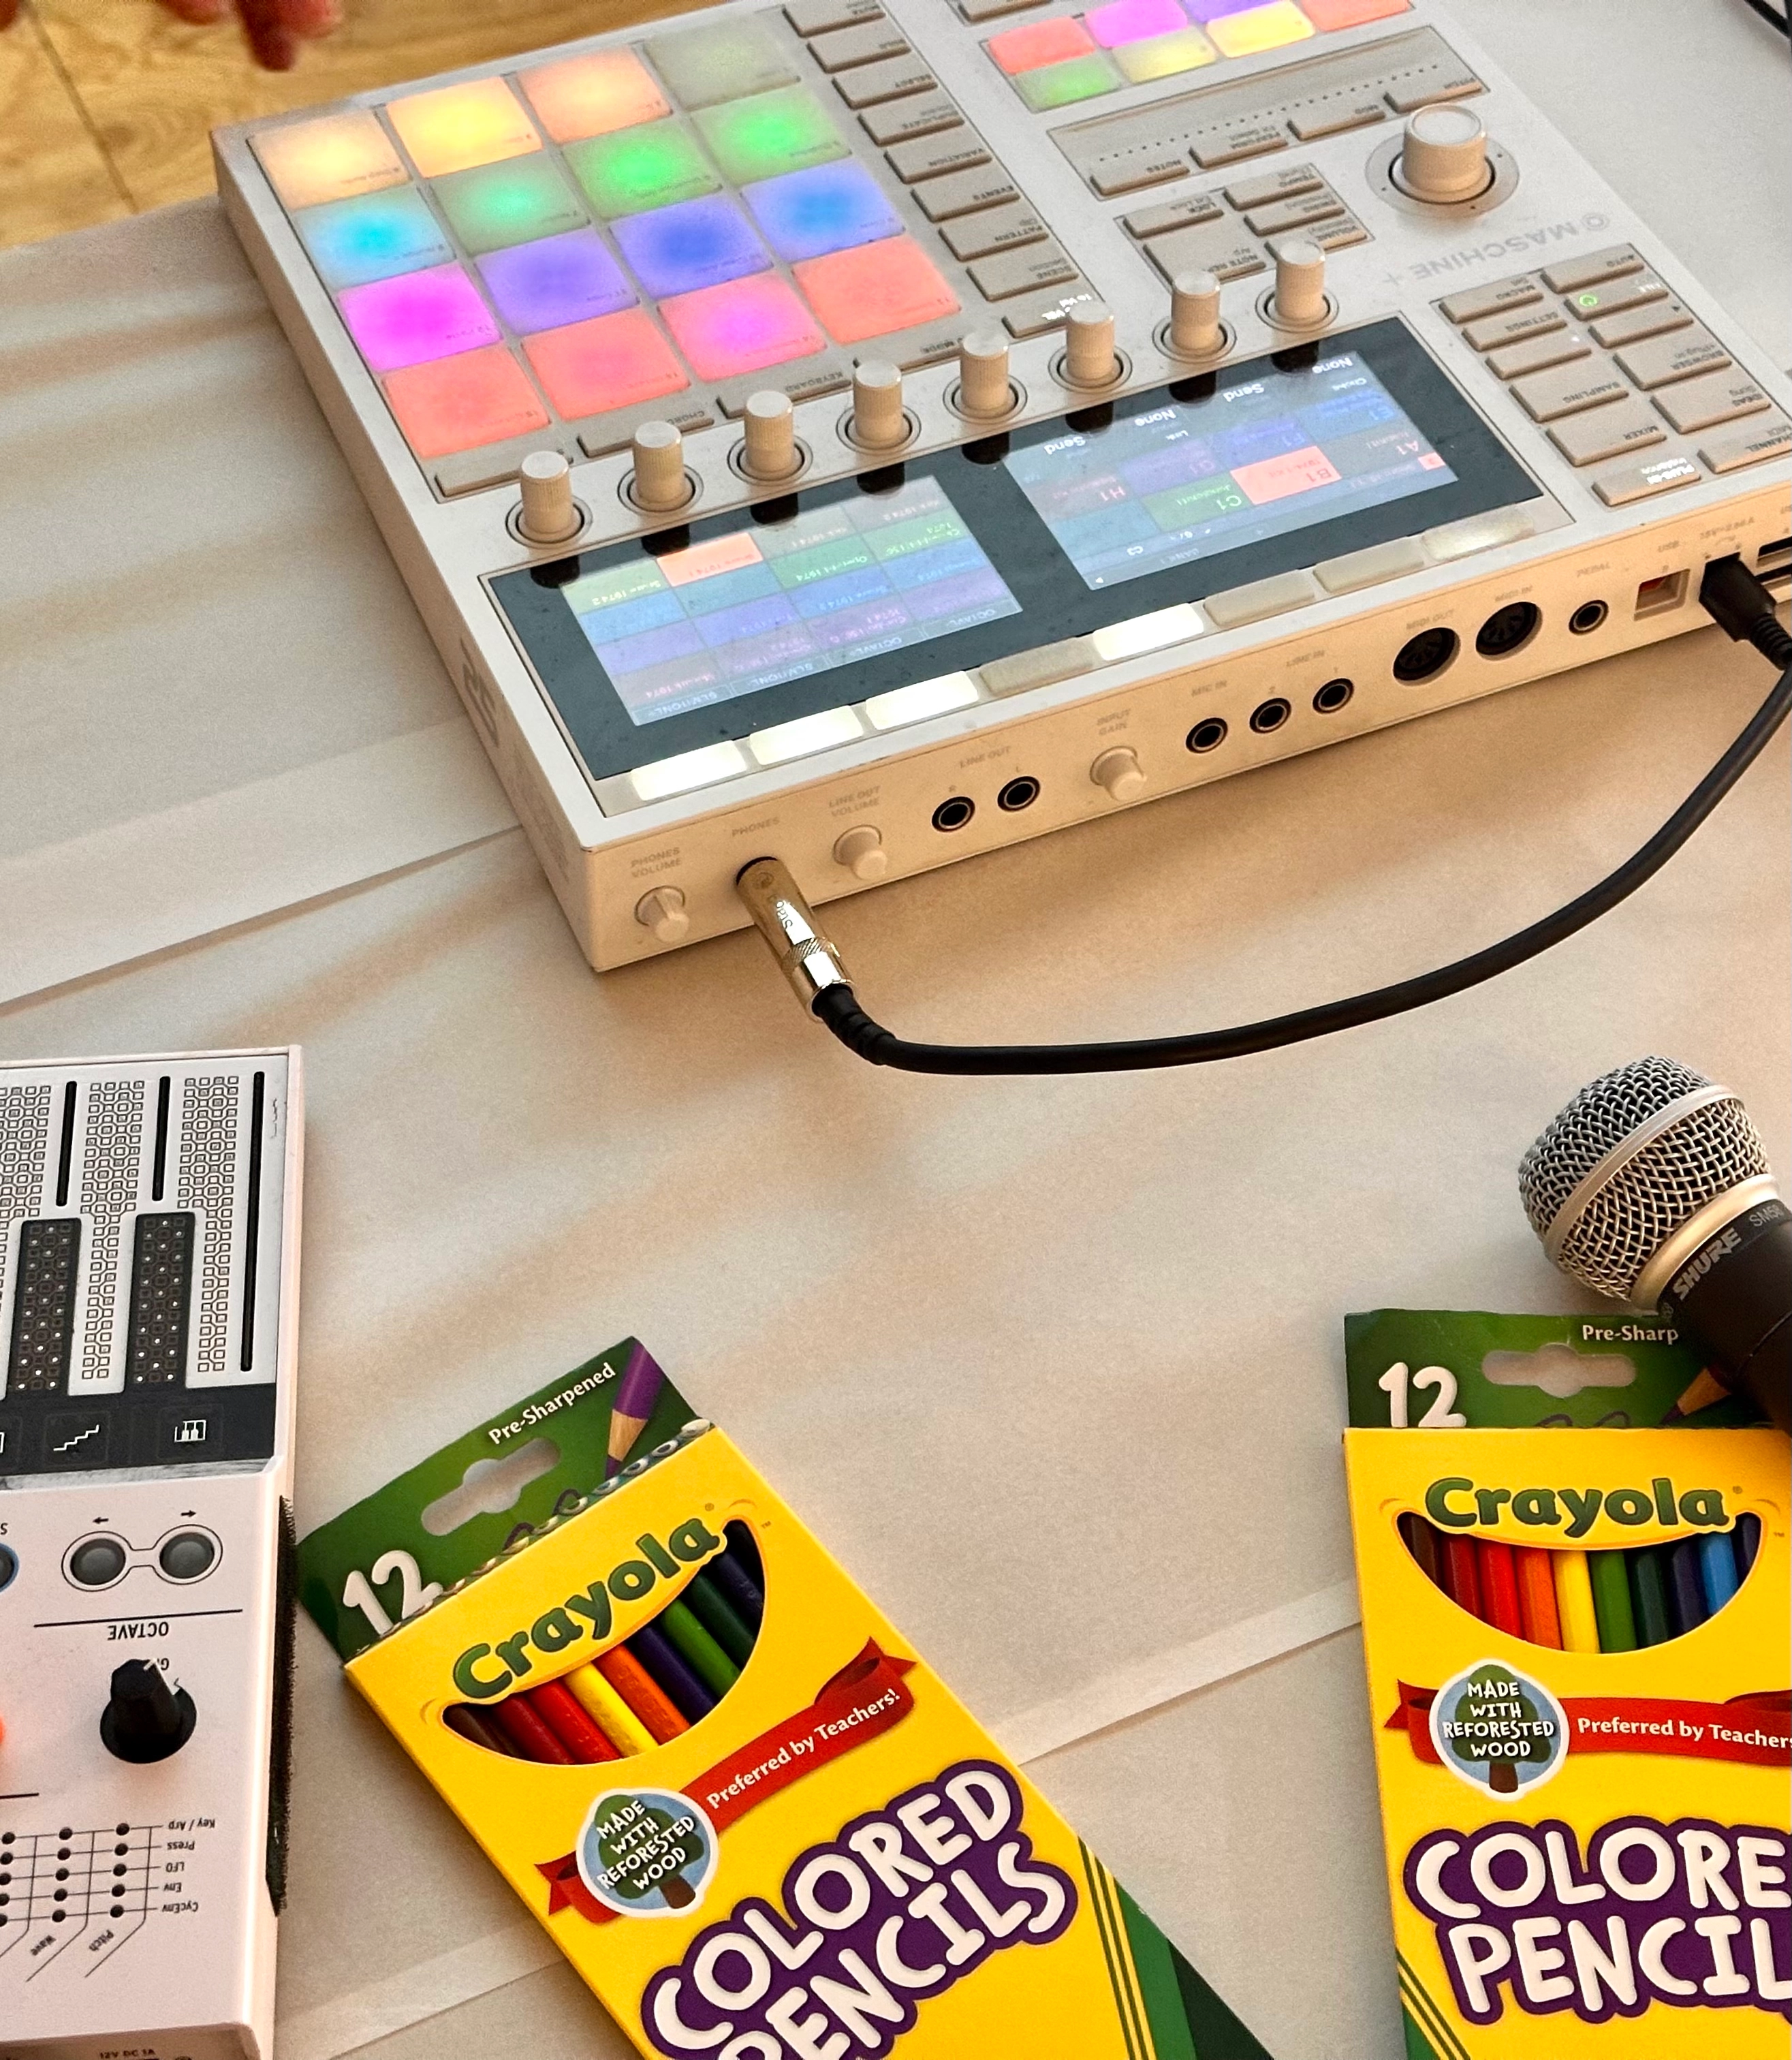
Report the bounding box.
[338,262,499,372]
[611,195,770,300]
[742,159,901,263]
[1182,0,1270,17]
[477,228,636,334]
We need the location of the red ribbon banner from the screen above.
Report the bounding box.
[1385,1682,1790,1768]
[537,1641,917,1924]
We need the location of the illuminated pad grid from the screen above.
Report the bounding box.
[987,0,1406,106]
[249,18,988,481]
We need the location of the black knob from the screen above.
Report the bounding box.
[100,1660,195,1764]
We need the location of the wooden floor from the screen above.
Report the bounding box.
[0,0,691,250]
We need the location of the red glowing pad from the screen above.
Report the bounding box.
[524,307,690,418]
[794,236,959,346]
[986,15,1095,72]
[1298,0,1408,23]
[659,273,824,381]
[382,345,551,457]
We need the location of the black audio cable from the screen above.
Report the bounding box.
[1738,0,1790,40]
[736,557,1791,1076]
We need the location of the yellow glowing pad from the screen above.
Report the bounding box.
[518,49,672,143]
[1206,0,1313,54]
[386,78,541,178]
[253,111,407,213]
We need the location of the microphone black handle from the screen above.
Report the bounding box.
[1658,1200,1792,1434]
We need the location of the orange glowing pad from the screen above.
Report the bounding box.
[794,236,959,345]
[254,111,407,212]
[386,78,541,178]
[986,15,1095,73]
[659,274,824,381]
[1298,0,1408,22]
[382,344,551,457]
[518,49,672,143]
[523,308,690,418]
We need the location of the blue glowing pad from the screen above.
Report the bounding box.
[742,160,901,264]
[611,195,770,299]
[295,186,452,289]
[477,229,635,333]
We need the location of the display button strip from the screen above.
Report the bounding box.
[1049,24,1475,191]
[1438,245,1785,505]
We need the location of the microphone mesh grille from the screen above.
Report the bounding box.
[1519,1057,1770,1299]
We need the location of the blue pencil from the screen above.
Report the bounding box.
[1736,1512,1763,1576]
[629,1622,716,1723]
[1697,1531,1740,1615]
[1667,1538,1709,1636]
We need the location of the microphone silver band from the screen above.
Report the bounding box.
[1540,1082,1736,1264]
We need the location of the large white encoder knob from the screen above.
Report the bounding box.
[1398,103,1491,202]
[631,420,688,512]
[1091,747,1146,801]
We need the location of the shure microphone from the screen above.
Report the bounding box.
[1520,1057,1791,1433]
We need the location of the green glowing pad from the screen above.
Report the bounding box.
[1013,50,1122,108]
[563,119,721,219]
[693,87,847,187]
[644,18,799,110]
[432,155,586,255]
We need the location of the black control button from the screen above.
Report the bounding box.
[100,1659,195,1764]
[157,1530,217,1581]
[67,1536,129,1588]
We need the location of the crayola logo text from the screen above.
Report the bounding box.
[452,1518,722,1698]
[1424,1476,1729,1540]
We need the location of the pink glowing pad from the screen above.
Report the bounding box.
[794,236,959,345]
[1085,0,1189,44]
[986,15,1094,72]
[338,262,500,372]
[658,273,825,381]
[524,307,690,418]
[382,345,550,456]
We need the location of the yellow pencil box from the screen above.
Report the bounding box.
[1345,1426,1791,2059]
[331,1413,1274,2059]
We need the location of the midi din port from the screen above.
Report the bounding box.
[1475,602,1541,658]
[1393,626,1460,683]
[931,796,975,832]
[996,776,1039,811]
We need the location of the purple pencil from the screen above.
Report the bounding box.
[606,1343,666,1477]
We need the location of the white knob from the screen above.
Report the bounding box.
[1090,747,1145,801]
[958,328,1013,418]
[518,450,580,544]
[1169,270,1223,358]
[631,420,688,512]
[851,360,907,450]
[832,826,888,881]
[1063,300,1117,387]
[1271,236,1328,327]
[742,389,799,480]
[635,886,689,943]
[1398,103,1490,202]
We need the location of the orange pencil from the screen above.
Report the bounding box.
[1477,1540,1524,1636]
[1513,1546,1563,1647]
[596,1646,688,1743]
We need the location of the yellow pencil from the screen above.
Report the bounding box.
[564,1660,657,1755]
[1552,1548,1601,1653]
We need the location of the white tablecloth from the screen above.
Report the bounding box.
[1,3,1787,2054]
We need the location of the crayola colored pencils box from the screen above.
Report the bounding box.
[1345,1426,1790,2058]
[299,1341,1274,2059]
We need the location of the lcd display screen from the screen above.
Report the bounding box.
[1003,351,1458,591]
[558,475,1020,723]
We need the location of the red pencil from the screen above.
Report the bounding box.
[1513,1546,1563,1648]
[491,1694,574,1764]
[1477,1540,1524,1636]
[528,1679,621,1763]
[1439,1533,1483,1619]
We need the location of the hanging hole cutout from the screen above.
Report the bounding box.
[1481,1343,1636,1401]
[422,1438,562,1535]
[441,1518,768,1761]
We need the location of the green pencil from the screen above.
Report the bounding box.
[1627,1547,1673,1648]
[681,1566,755,1667]
[1587,1550,1638,1652]
[660,1599,739,1700]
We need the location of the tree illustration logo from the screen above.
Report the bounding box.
[578,1788,717,1918]
[1428,1659,1568,1797]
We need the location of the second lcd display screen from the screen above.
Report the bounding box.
[1004,352,1456,591]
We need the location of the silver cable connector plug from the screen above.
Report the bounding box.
[736,858,851,1010]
